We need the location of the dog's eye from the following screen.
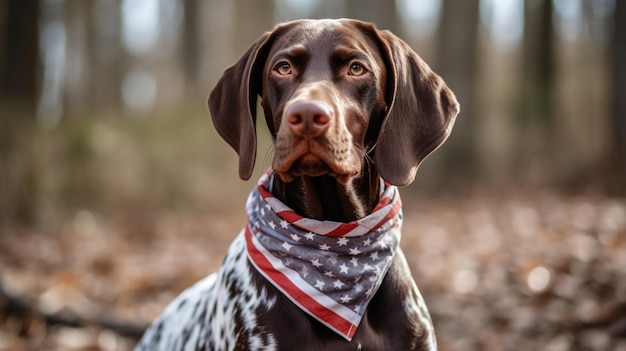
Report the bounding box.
[348,63,367,76]
[275,62,292,75]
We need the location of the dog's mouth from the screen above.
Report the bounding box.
[274,150,357,185]
[291,154,332,177]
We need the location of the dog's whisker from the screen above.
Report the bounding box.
[262,144,275,169]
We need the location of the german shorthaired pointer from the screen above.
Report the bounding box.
[135,19,459,351]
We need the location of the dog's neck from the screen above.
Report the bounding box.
[271,166,380,222]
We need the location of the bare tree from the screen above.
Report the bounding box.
[62,1,124,116]
[183,0,199,93]
[614,0,626,166]
[63,0,91,116]
[345,0,398,33]
[87,0,124,112]
[520,0,554,131]
[0,0,40,108]
[436,0,480,173]
[233,0,275,55]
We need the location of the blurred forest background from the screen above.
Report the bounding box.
[1,0,626,350]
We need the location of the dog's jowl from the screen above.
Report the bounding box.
[135,19,459,351]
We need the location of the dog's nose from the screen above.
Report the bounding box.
[285,100,331,137]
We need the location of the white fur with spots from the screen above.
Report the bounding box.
[134,232,278,351]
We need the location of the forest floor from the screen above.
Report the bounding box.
[1,114,626,350]
[2,189,626,351]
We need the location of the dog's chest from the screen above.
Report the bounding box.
[135,231,435,351]
[135,233,280,351]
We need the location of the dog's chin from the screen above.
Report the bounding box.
[275,155,355,185]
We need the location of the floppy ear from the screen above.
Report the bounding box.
[373,30,460,186]
[207,32,272,180]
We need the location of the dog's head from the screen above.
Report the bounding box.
[208,19,459,187]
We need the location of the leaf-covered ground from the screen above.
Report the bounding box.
[2,189,625,351]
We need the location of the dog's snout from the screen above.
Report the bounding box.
[286,100,332,137]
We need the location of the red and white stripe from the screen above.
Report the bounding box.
[245,226,361,340]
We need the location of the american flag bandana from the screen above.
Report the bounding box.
[244,172,402,341]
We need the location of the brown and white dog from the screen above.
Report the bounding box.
[135,19,459,351]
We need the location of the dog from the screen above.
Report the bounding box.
[135,19,459,351]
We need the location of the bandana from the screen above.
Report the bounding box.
[244,172,402,341]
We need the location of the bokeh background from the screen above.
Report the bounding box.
[1,0,625,350]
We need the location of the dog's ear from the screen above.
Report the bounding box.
[207,32,273,180]
[371,29,460,186]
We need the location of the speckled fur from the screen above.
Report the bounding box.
[135,233,279,351]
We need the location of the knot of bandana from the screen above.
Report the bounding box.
[244,172,402,341]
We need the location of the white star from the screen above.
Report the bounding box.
[363,238,372,246]
[280,220,289,229]
[333,280,345,289]
[355,284,363,293]
[337,237,349,246]
[339,263,349,274]
[314,280,325,290]
[319,243,331,251]
[268,221,276,230]
[282,242,293,251]
[324,271,335,278]
[311,259,322,268]
[350,257,359,267]
[261,208,265,216]
[305,232,315,240]
[340,295,352,303]
[370,251,379,260]
[265,203,271,211]
[290,233,301,242]
[379,239,388,249]
[363,263,373,271]
[349,247,361,255]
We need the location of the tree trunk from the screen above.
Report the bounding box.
[0,0,40,106]
[614,0,626,165]
[88,0,123,112]
[63,0,91,116]
[64,0,124,115]
[436,0,480,173]
[521,0,554,129]
[233,0,275,55]
[183,0,199,93]
[345,0,398,33]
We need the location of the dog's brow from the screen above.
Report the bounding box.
[273,45,308,62]
[332,46,368,62]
